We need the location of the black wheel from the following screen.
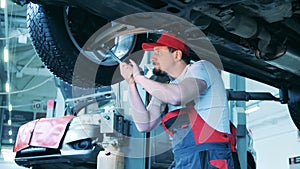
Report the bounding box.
[27,3,144,88]
[288,86,300,130]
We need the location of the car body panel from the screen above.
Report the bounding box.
[13,114,103,169]
[14,115,74,152]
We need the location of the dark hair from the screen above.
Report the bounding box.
[167,46,191,64]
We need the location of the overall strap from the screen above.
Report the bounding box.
[161,103,230,144]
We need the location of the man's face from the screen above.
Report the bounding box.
[151,46,174,76]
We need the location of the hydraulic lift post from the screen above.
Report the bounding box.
[230,74,247,169]
[228,74,281,169]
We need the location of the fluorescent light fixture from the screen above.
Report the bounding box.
[8,104,12,112]
[8,119,11,125]
[3,47,9,62]
[0,0,6,9]
[8,129,12,136]
[5,82,10,92]
[245,104,260,114]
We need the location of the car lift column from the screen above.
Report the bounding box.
[230,74,247,169]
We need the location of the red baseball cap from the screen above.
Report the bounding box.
[142,33,190,55]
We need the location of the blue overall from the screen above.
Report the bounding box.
[162,106,235,169]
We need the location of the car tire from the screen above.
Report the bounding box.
[288,86,300,130]
[27,3,144,87]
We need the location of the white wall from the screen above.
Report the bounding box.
[250,109,300,169]
[222,72,300,169]
[245,78,300,169]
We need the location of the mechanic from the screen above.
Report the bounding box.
[120,33,235,169]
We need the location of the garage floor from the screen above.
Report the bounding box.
[0,161,25,169]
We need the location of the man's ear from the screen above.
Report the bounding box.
[174,50,183,61]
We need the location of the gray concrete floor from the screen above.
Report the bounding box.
[0,161,26,169]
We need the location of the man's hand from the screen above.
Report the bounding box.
[129,59,143,78]
[120,62,135,85]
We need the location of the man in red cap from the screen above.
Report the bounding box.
[120,33,235,169]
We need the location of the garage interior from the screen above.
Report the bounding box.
[1,1,300,169]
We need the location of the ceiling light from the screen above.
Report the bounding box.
[8,129,12,136]
[245,104,260,114]
[5,82,10,92]
[3,47,9,62]
[8,104,12,112]
[0,0,6,9]
[8,119,11,125]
